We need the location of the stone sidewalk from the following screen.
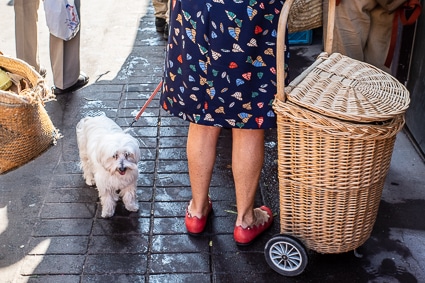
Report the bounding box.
[1,1,425,282]
[1,2,280,282]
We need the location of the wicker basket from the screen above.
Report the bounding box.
[274,101,404,253]
[0,54,60,174]
[288,0,323,33]
[272,0,409,253]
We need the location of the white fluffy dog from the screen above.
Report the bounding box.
[76,115,140,218]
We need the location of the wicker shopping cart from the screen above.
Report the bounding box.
[263,0,410,276]
[0,54,60,174]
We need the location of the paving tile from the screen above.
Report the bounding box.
[136,187,154,202]
[208,200,237,217]
[151,234,210,253]
[209,173,235,188]
[92,217,150,235]
[140,148,156,161]
[49,174,87,189]
[211,251,271,273]
[44,188,98,203]
[40,203,96,219]
[153,201,186,217]
[149,273,210,283]
[117,116,158,127]
[21,255,85,275]
[33,219,93,236]
[137,173,155,187]
[88,91,122,100]
[209,215,235,235]
[157,160,188,173]
[81,274,145,283]
[134,107,161,117]
[208,186,236,202]
[140,148,157,160]
[156,173,190,187]
[88,234,148,254]
[137,138,158,152]
[137,160,155,174]
[124,83,159,93]
[153,217,186,234]
[133,126,159,138]
[28,236,89,255]
[209,234,272,254]
[53,161,81,174]
[209,234,239,254]
[60,152,80,165]
[150,253,210,274]
[213,271,285,282]
[158,147,186,160]
[25,275,80,283]
[159,126,189,137]
[84,254,147,275]
[159,117,189,127]
[158,137,188,149]
[155,187,192,202]
[96,201,151,218]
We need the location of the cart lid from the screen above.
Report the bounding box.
[285,52,410,123]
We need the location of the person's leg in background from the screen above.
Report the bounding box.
[323,0,393,72]
[164,0,170,40]
[14,0,46,77]
[364,5,394,72]
[323,0,377,61]
[50,0,88,94]
[152,0,169,39]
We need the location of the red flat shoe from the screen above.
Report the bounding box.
[233,206,273,246]
[185,198,212,235]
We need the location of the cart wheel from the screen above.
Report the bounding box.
[264,235,308,277]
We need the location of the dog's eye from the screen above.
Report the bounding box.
[113,154,118,159]
[124,152,130,158]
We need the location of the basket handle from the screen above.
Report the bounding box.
[277,0,336,102]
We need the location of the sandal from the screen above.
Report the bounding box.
[233,206,273,246]
[185,198,212,235]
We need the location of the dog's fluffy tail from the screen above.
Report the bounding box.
[76,117,91,134]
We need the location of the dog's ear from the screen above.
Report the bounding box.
[125,146,140,164]
[133,143,141,163]
[95,141,118,173]
[123,137,141,163]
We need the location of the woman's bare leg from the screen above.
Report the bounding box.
[186,123,221,218]
[232,128,265,228]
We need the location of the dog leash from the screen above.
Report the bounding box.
[129,80,163,127]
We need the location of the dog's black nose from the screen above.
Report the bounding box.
[118,166,127,175]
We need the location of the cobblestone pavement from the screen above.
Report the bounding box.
[1,1,425,283]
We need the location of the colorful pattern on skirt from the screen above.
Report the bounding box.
[161,0,289,129]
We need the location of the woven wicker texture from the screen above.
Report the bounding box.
[274,101,403,188]
[279,178,384,254]
[272,0,410,254]
[273,101,405,254]
[288,0,322,33]
[286,52,410,123]
[0,54,59,174]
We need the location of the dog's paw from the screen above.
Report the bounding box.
[101,209,115,218]
[85,179,96,186]
[125,202,139,212]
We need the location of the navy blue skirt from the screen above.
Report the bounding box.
[161,0,289,129]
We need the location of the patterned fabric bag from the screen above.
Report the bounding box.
[44,0,80,41]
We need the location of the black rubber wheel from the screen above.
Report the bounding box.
[264,235,308,277]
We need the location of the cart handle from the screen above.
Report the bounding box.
[276,0,336,102]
